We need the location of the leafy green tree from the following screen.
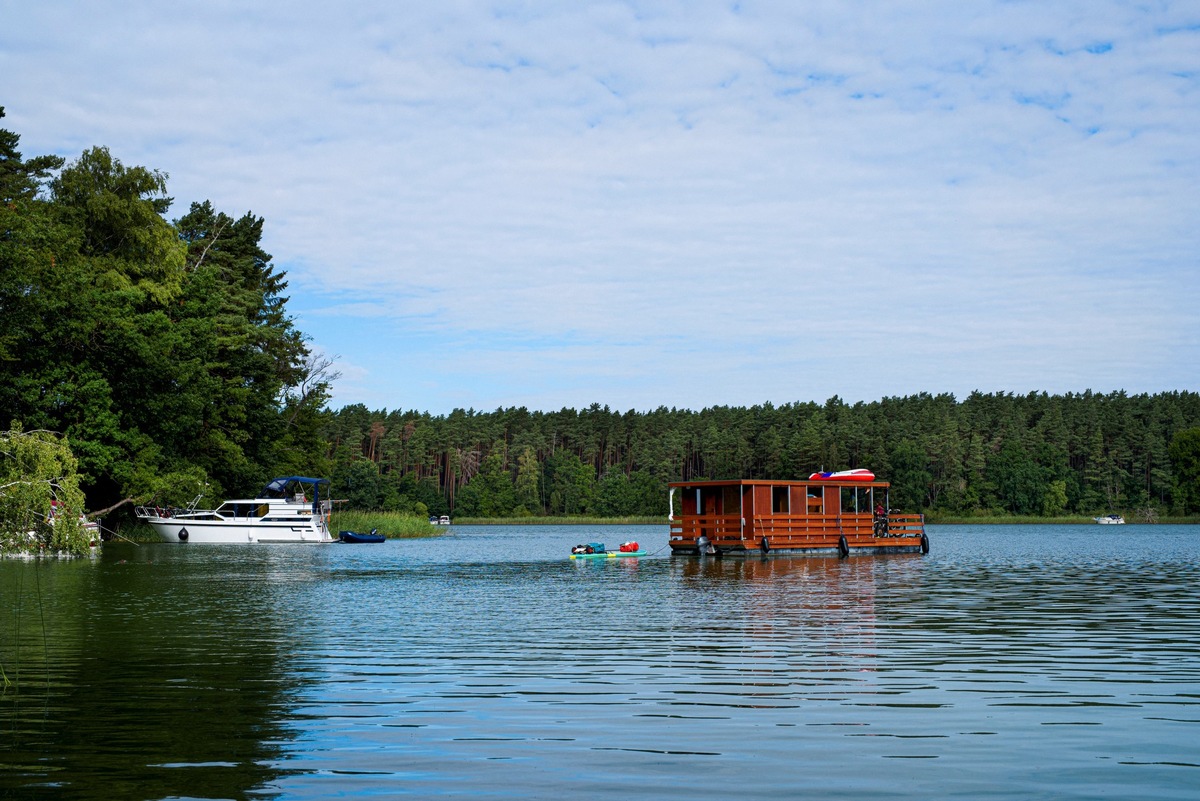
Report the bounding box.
[888,440,931,513]
[2,113,332,516]
[0,425,90,555]
[169,201,324,490]
[988,442,1046,515]
[51,146,185,302]
[467,442,516,516]
[544,452,595,515]
[332,459,397,510]
[594,470,634,517]
[514,445,541,514]
[1168,428,1200,513]
[1042,480,1068,516]
[1,142,187,509]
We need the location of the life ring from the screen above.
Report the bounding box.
[837,535,849,558]
[920,533,929,554]
[178,527,189,542]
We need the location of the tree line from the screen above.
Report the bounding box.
[1,107,332,536]
[4,108,1199,540]
[324,392,1200,519]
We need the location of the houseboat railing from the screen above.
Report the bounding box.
[669,514,742,549]
[883,513,925,537]
[751,512,875,535]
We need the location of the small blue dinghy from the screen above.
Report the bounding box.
[339,528,386,544]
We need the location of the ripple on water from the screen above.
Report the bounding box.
[3,525,1200,799]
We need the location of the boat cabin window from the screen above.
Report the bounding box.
[693,485,741,516]
[772,486,789,513]
[722,485,741,516]
[806,485,823,514]
[216,503,269,519]
[842,486,872,514]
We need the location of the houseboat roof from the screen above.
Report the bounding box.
[669,477,891,488]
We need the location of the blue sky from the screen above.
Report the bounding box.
[4,1,1198,413]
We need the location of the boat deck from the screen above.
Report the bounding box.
[669,478,927,557]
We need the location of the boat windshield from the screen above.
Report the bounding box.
[216,502,267,519]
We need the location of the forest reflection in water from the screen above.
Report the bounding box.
[2,525,1199,800]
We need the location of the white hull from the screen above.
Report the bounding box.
[146,518,332,543]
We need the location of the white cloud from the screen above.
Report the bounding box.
[4,0,1198,411]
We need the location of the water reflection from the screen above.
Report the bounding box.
[1,546,308,799]
[3,526,1200,800]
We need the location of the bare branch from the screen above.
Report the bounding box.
[189,217,229,272]
[88,496,135,519]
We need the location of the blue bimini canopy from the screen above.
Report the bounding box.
[262,476,330,495]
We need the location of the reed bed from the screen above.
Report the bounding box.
[331,511,441,538]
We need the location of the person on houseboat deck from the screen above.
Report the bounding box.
[874,503,888,536]
[697,533,717,555]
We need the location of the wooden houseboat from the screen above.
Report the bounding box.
[668,471,927,557]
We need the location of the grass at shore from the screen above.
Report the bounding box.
[924,513,1200,525]
[449,515,665,526]
[332,511,440,538]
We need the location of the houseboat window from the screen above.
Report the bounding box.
[772,486,789,513]
[842,486,871,514]
[723,485,741,515]
[806,485,823,514]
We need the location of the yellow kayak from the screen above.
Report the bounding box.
[569,551,646,559]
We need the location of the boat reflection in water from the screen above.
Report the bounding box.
[667,553,927,691]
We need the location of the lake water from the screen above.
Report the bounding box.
[3,524,1199,800]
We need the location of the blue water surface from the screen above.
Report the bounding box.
[2,524,1199,799]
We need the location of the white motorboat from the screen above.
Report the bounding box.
[135,476,333,543]
[1094,514,1125,525]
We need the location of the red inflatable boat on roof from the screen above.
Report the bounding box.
[808,469,876,481]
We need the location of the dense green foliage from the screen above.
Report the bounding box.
[325,392,1200,519]
[0,425,90,554]
[0,109,331,520]
[4,111,1199,528]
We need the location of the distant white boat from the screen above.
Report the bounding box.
[1094,514,1125,525]
[135,477,333,543]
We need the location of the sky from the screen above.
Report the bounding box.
[4,1,1198,414]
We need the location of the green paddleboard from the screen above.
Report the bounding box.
[569,551,646,559]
